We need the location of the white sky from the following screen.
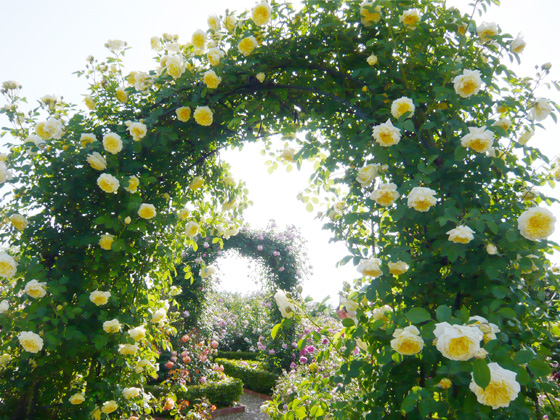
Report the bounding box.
[1,0,560,304]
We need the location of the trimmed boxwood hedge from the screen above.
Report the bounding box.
[216,350,259,361]
[215,358,279,395]
[146,375,243,408]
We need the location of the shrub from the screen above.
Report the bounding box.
[146,374,243,409]
[215,358,279,395]
[217,350,259,361]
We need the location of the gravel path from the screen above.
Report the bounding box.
[223,392,271,420]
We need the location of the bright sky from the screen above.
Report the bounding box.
[1,0,559,304]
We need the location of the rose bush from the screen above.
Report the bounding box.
[0,0,559,418]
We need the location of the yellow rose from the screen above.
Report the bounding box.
[369,183,400,207]
[372,305,393,322]
[461,127,494,153]
[476,22,498,43]
[372,119,401,147]
[203,70,222,89]
[469,363,520,409]
[84,95,96,110]
[207,14,221,31]
[446,225,475,244]
[366,54,378,66]
[356,164,378,187]
[10,214,28,231]
[176,106,191,122]
[102,132,123,154]
[24,280,47,299]
[207,48,224,66]
[434,323,483,361]
[127,326,146,342]
[80,133,97,147]
[238,36,258,57]
[252,1,272,26]
[122,387,142,400]
[87,152,107,171]
[407,187,437,212]
[151,308,167,323]
[127,122,147,142]
[97,173,120,193]
[116,87,128,103]
[165,55,185,79]
[178,208,190,220]
[138,203,157,220]
[391,97,415,119]
[124,176,139,193]
[124,216,131,225]
[194,106,213,126]
[256,72,266,83]
[18,331,44,353]
[225,15,237,32]
[69,393,85,405]
[192,29,206,49]
[103,319,121,333]
[185,221,199,237]
[360,2,381,26]
[518,207,556,241]
[101,400,118,414]
[390,326,424,356]
[437,378,452,390]
[89,290,111,306]
[99,234,115,250]
[400,8,421,29]
[357,258,382,278]
[0,253,17,278]
[388,261,409,276]
[453,69,483,98]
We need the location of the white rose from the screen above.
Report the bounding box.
[0,162,12,184]
[477,22,498,43]
[510,34,526,54]
[103,319,122,333]
[530,98,552,122]
[0,300,9,314]
[89,290,111,306]
[200,265,216,278]
[118,343,138,355]
[274,289,296,318]
[356,164,378,187]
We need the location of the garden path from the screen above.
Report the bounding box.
[224,392,270,420]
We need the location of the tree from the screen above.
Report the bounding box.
[0,0,558,418]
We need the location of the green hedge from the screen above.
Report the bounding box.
[216,350,259,361]
[215,358,279,395]
[146,375,243,408]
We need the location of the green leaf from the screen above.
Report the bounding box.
[513,350,534,365]
[405,308,432,324]
[528,359,553,378]
[271,323,282,340]
[497,307,516,319]
[400,395,417,413]
[342,318,355,327]
[472,358,491,389]
[436,305,452,322]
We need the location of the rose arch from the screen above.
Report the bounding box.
[1,0,559,419]
[172,223,308,367]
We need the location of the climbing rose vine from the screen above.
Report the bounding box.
[1,0,560,419]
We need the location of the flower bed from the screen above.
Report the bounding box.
[217,350,259,361]
[215,358,279,395]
